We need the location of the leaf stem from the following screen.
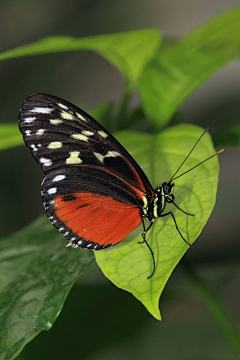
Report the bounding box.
[182,259,240,358]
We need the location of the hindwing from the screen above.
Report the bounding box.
[41,167,143,249]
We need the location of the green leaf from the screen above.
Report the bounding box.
[0,124,23,151]
[95,124,220,319]
[0,216,95,360]
[0,29,161,90]
[139,7,240,129]
[213,124,240,147]
[89,102,114,130]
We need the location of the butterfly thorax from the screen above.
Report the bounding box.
[143,182,175,221]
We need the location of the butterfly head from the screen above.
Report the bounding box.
[150,182,175,219]
[161,181,174,197]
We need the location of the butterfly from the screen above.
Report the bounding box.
[19,93,223,278]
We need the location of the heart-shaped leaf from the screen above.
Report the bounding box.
[95,124,220,319]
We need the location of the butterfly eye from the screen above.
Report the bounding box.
[162,182,171,195]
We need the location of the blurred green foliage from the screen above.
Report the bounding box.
[0,5,240,360]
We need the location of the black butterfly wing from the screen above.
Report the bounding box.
[19,93,153,249]
[19,93,153,196]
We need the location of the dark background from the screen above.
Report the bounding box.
[0,1,239,359]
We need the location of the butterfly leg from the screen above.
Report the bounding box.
[138,220,153,244]
[172,201,195,216]
[138,220,156,279]
[159,211,191,246]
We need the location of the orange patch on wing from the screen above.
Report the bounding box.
[54,193,141,245]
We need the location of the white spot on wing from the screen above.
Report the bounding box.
[30,144,38,151]
[47,187,57,195]
[25,130,31,136]
[40,157,52,166]
[52,174,66,182]
[57,103,68,110]
[30,107,53,114]
[24,117,35,123]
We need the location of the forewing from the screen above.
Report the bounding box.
[19,93,153,195]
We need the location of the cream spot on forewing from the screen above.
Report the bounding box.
[71,134,88,142]
[40,157,52,166]
[107,151,121,158]
[61,111,74,120]
[30,107,53,114]
[24,117,35,123]
[52,175,66,182]
[48,141,62,149]
[25,130,31,136]
[93,151,121,163]
[48,187,57,195]
[36,129,45,135]
[76,112,87,122]
[66,151,82,164]
[98,130,108,138]
[50,119,63,125]
[57,103,68,111]
[93,152,104,163]
[81,130,94,136]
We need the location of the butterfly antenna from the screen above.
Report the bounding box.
[169,127,210,182]
[171,149,224,181]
